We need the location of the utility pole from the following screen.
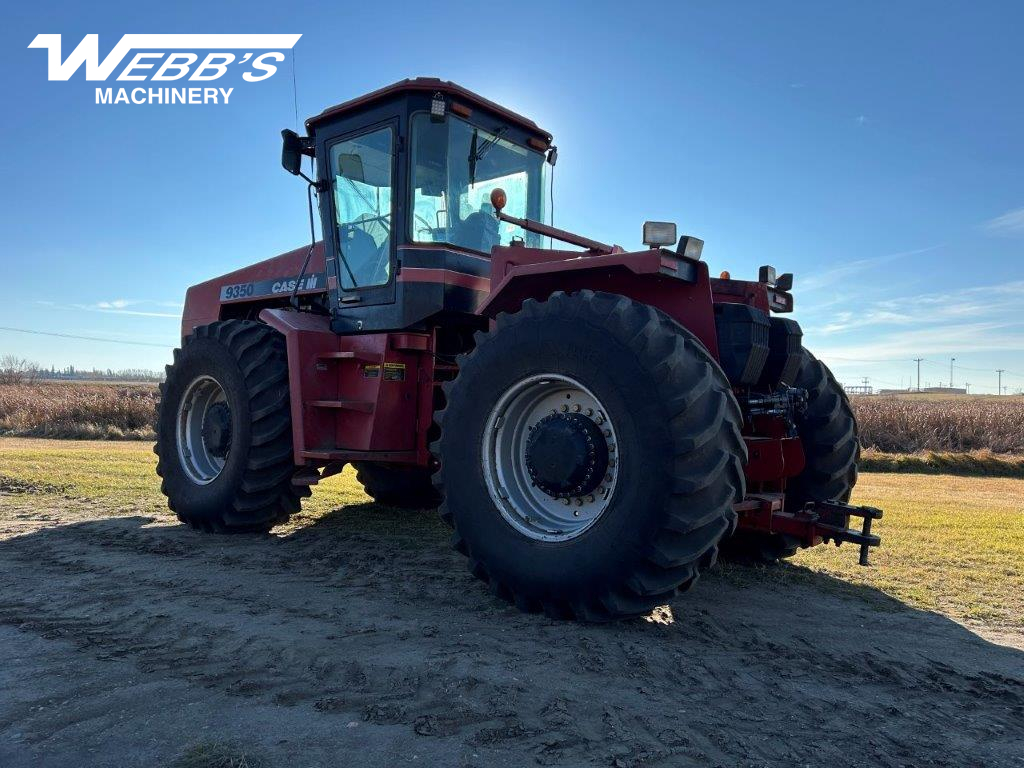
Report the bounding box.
[997,369,1005,395]
[914,358,923,392]
[950,357,956,388]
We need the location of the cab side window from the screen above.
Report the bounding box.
[330,127,394,289]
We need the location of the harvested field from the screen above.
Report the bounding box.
[0,382,158,440]
[4,383,1024,462]
[851,394,1024,453]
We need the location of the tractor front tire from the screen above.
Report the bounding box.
[433,291,746,621]
[155,320,308,533]
[352,463,441,509]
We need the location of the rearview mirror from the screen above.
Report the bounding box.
[281,129,304,175]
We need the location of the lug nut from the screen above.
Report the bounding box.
[586,494,595,503]
[560,498,570,506]
[574,498,583,506]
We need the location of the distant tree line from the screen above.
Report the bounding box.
[0,355,164,384]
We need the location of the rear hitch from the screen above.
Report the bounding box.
[806,500,883,566]
[734,495,883,565]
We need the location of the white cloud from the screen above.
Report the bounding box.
[981,207,1024,236]
[807,280,1024,336]
[813,321,1024,361]
[37,298,182,319]
[801,280,1024,363]
[800,246,937,292]
[85,307,181,318]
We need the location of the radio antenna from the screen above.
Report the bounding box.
[290,49,299,132]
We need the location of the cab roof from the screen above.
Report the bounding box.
[305,77,552,144]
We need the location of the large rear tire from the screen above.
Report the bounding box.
[724,349,859,564]
[155,320,308,533]
[352,463,441,509]
[432,291,746,621]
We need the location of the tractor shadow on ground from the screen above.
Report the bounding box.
[2,504,1023,767]
[284,500,914,618]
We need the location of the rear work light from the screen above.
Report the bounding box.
[643,221,677,248]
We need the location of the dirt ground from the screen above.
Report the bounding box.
[0,492,1022,768]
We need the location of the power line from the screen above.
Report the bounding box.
[0,326,172,349]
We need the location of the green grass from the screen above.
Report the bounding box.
[2,437,1021,632]
[859,448,1024,478]
[741,471,1024,630]
[0,437,365,516]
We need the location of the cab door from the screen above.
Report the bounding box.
[320,115,401,316]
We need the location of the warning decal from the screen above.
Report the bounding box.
[383,362,406,381]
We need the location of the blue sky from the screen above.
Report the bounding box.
[2,0,1023,393]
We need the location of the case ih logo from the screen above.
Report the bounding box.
[28,34,301,105]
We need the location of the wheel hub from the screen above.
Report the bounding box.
[201,402,232,458]
[525,412,608,498]
[176,375,230,485]
[482,374,620,543]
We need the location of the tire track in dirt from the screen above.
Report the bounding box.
[1,495,1022,767]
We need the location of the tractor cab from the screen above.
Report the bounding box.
[284,78,556,334]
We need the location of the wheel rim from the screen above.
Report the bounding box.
[482,373,619,542]
[176,375,231,485]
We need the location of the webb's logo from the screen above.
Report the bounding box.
[28,34,302,105]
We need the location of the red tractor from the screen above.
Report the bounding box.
[157,78,880,620]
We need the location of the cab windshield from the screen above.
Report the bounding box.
[410,114,548,253]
